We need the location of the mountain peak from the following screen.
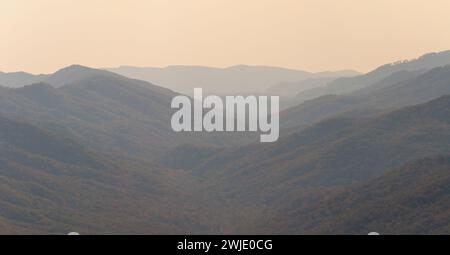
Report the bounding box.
[55,64,96,73]
[47,65,119,87]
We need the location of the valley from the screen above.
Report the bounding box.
[1,50,450,234]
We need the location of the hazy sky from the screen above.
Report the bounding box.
[1,0,450,74]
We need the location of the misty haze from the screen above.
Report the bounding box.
[1,0,450,236]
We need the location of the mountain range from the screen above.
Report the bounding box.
[1,50,450,234]
[0,65,119,88]
[0,114,208,234]
[281,64,450,131]
[266,155,450,234]
[105,65,359,95]
[295,50,450,104]
[176,95,450,234]
[0,66,254,160]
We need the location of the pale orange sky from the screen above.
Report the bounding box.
[1,0,450,74]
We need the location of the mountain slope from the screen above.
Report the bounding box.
[281,65,450,131]
[187,95,450,206]
[0,114,211,234]
[295,50,450,103]
[0,66,254,159]
[267,155,450,234]
[163,95,450,233]
[365,65,450,108]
